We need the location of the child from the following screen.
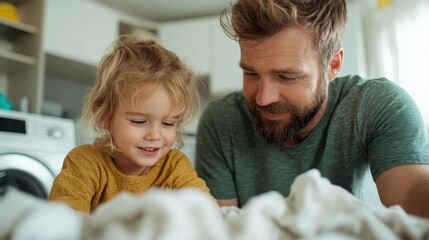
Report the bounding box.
[49,34,213,213]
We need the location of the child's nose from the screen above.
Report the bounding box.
[145,125,161,140]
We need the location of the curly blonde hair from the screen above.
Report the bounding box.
[79,34,201,153]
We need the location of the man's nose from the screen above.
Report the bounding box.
[255,78,280,106]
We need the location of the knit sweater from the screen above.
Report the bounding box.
[49,144,213,213]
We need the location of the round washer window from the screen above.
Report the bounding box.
[0,153,54,199]
[0,169,47,198]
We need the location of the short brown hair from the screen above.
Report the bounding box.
[80,34,201,151]
[221,0,347,70]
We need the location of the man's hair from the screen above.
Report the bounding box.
[221,0,347,70]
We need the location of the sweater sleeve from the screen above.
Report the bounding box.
[161,150,215,202]
[48,145,101,213]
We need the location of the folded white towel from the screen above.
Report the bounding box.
[86,188,227,240]
[0,187,45,239]
[12,202,83,240]
[2,169,429,240]
[0,188,84,240]
[223,169,429,240]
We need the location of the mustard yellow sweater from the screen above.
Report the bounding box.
[49,144,213,213]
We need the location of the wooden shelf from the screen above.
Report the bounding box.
[0,0,44,114]
[0,18,38,39]
[0,48,35,71]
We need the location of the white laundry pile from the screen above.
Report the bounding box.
[1,169,429,240]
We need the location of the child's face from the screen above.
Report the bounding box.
[108,87,179,175]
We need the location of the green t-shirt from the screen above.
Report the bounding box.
[196,75,429,207]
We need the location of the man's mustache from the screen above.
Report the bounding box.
[253,102,289,114]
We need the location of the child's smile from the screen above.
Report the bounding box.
[109,86,179,176]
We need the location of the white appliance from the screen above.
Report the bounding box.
[0,110,75,199]
[179,123,198,168]
[181,133,197,167]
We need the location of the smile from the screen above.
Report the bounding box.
[139,147,160,152]
[261,111,285,120]
[137,147,161,157]
[142,147,157,151]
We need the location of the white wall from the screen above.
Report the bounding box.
[340,2,367,78]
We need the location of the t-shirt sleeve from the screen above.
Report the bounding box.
[359,80,429,179]
[195,102,238,200]
[48,146,100,213]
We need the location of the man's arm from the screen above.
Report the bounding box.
[376,164,429,218]
[217,198,239,207]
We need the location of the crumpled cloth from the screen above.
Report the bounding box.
[1,169,429,240]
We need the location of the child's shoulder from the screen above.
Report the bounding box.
[67,144,104,159]
[166,149,187,159]
[164,149,193,167]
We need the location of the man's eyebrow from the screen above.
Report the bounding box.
[272,69,302,75]
[239,62,253,71]
[240,62,302,75]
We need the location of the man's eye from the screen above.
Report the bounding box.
[278,75,295,82]
[244,71,257,77]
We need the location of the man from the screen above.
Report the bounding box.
[195,0,429,218]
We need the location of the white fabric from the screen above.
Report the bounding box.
[0,188,84,240]
[1,169,429,240]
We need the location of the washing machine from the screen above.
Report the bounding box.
[0,110,76,199]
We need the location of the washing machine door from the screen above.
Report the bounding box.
[0,153,54,199]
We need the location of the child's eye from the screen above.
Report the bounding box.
[162,122,176,127]
[130,120,147,125]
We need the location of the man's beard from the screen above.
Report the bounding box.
[247,78,327,144]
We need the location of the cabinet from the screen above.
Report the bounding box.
[0,0,44,113]
[44,0,118,66]
[42,1,159,119]
[210,17,242,96]
[158,16,242,97]
[158,17,212,76]
[1,0,159,118]
[42,0,120,119]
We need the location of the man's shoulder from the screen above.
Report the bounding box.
[207,91,244,106]
[332,75,399,93]
[204,91,246,115]
[199,91,252,132]
[330,75,404,104]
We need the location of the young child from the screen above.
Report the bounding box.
[49,34,213,213]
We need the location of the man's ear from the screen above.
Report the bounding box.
[328,48,344,81]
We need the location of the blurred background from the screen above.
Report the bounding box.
[1,0,427,202]
[0,0,427,193]
[0,0,428,131]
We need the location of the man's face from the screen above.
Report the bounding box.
[240,27,329,144]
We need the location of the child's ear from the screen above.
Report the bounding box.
[101,119,110,129]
